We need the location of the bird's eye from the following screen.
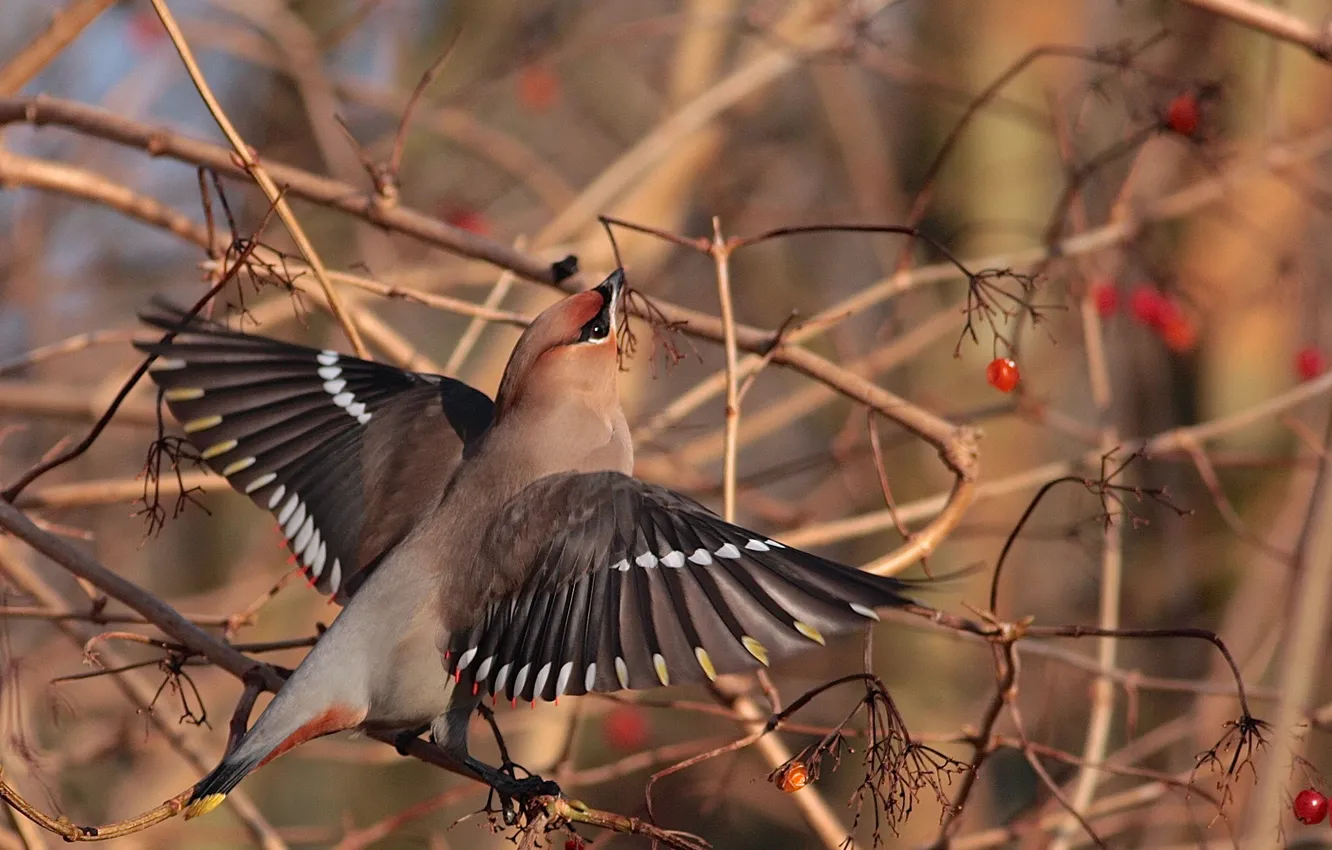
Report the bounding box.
[579,316,610,343]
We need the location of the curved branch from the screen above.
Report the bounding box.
[0,775,190,842]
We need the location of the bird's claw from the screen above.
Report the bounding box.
[466,752,562,824]
[486,766,563,825]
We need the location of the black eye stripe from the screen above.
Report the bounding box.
[578,314,610,343]
[573,277,619,344]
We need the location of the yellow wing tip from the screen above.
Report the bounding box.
[741,635,769,667]
[794,621,826,645]
[694,647,717,681]
[183,793,227,820]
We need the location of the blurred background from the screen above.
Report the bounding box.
[1,0,1331,847]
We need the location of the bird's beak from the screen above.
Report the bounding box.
[594,269,626,335]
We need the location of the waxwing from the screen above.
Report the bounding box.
[136,269,916,818]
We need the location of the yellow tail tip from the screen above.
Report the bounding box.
[183,793,227,820]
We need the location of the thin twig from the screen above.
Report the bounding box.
[787,368,1332,549]
[1003,647,1107,849]
[0,539,287,848]
[0,0,117,95]
[1180,0,1332,58]
[386,36,462,190]
[332,786,476,850]
[444,249,523,376]
[1,241,261,501]
[1249,408,1332,834]
[147,0,367,358]
[1046,97,1127,848]
[710,218,740,523]
[0,329,137,377]
[710,676,864,850]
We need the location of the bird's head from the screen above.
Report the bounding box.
[495,269,625,419]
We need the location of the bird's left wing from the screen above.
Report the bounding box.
[137,302,494,602]
[445,472,916,703]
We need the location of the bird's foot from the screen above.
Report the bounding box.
[467,756,562,825]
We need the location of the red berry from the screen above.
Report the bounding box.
[1166,93,1200,137]
[1129,285,1166,327]
[1129,288,1197,351]
[777,761,809,792]
[443,207,490,236]
[1089,281,1118,318]
[985,358,1019,393]
[1154,295,1183,327]
[517,63,560,111]
[603,704,649,751]
[1296,346,1327,381]
[1159,313,1198,353]
[1294,788,1327,824]
[564,838,585,850]
[127,10,164,53]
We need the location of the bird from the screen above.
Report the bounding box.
[135,268,920,821]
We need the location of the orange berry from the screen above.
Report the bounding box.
[985,358,1019,393]
[778,762,809,792]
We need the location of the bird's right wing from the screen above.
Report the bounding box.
[137,303,494,602]
[445,472,916,704]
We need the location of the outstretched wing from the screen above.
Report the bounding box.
[136,303,494,602]
[445,472,915,703]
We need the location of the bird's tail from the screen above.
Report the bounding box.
[182,691,366,819]
[183,751,265,819]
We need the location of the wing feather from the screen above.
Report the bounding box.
[446,472,917,701]
[138,302,493,602]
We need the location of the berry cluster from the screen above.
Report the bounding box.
[1089,281,1198,353]
[1093,280,1326,381]
[1128,285,1196,352]
[1295,788,1329,825]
